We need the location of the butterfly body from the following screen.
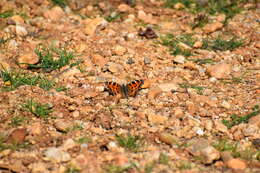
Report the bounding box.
[105,80,144,98]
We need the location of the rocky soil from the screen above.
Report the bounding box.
[0,0,259,172]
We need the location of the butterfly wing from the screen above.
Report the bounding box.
[126,80,144,97]
[105,82,122,96]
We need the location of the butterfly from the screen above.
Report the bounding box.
[105,80,144,98]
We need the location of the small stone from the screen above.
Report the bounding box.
[107,62,123,73]
[178,42,192,50]
[158,133,179,146]
[15,25,28,36]
[54,119,72,132]
[9,15,24,25]
[43,6,65,21]
[187,138,220,164]
[221,100,231,109]
[6,128,27,144]
[193,41,203,48]
[200,146,220,164]
[174,2,185,9]
[44,147,71,162]
[118,4,130,12]
[137,10,156,24]
[59,68,81,79]
[83,17,108,35]
[126,57,135,64]
[243,124,259,137]
[30,162,48,173]
[60,139,76,151]
[248,115,260,127]
[18,52,39,69]
[227,158,247,170]
[148,114,168,124]
[173,107,184,118]
[158,82,178,92]
[207,63,232,79]
[144,57,151,64]
[27,122,42,135]
[255,42,260,48]
[216,14,226,22]
[148,87,162,99]
[92,54,107,68]
[203,22,223,33]
[214,120,228,133]
[112,45,127,56]
[252,139,260,149]
[173,55,185,64]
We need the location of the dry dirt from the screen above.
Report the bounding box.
[0,0,259,173]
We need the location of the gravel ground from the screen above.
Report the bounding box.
[0,0,259,173]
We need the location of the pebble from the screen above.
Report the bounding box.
[27,122,42,135]
[43,6,65,21]
[221,100,231,109]
[118,4,130,12]
[6,128,27,144]
[18,52,39,68]
[83,17,108,35]
[44,147,71,162]
[158,132,179,146]
[107,62,124,73]
[203,22,224,33]
[207,63,232,79]
[248,115,260,127]
[137,10,156,24]
[112,45,127,56]
[187,138,220,164]
[193,41,203,48]
[15,25,28,36]
[30,162,48,173]
[227,158,247,170]
[92,53,108,68]
[9,15,24,25]
[200,146,220,164]
[173,55,185,64]
[144,57,151,64]
[126,57,135,64]
[60,138,76,151]
[147,114,168,124]
[54,119,72,132]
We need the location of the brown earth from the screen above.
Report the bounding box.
[0,0,259,173]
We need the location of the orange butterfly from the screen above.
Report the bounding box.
[105,80,144,98]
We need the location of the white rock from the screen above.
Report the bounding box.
[173,55,185,64]
[15,25,28,36]
[44,147,71,162]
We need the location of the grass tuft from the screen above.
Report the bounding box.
[105,12,121,22]
[9,116,28,127]
[104,164,134,173]
[160,34,196,57]
[0,68,55,91]
[222,105,259,129]
[203,37,244,51]
[22,99,53,119]
[26,46,75,72]
[0,11,13,18]
[179,83,205,95]
[165,0,247,21]
[51,0,67,7]
[0,134,30,151]
[116,134,143,152]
